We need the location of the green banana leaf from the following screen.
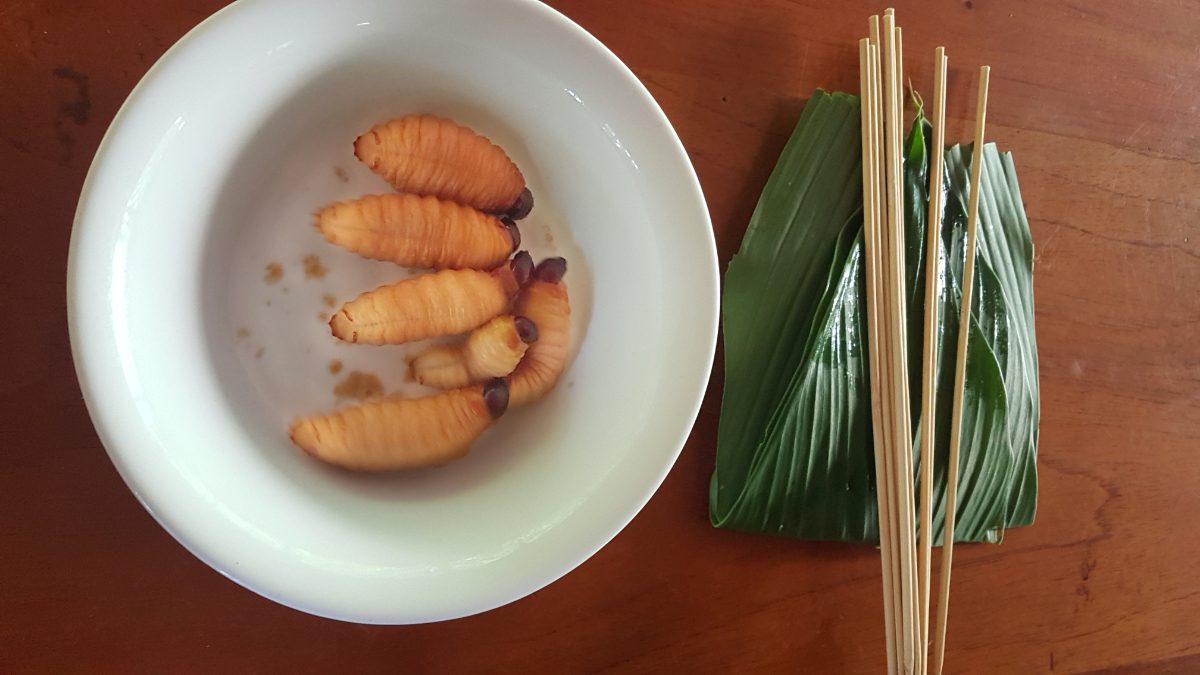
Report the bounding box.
[710,90,1039,544]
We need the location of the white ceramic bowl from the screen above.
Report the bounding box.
[68,0,717,624]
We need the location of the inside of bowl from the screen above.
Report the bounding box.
[79,0,716,622]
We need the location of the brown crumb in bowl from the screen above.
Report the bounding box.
[328,359,343,375]
[264,262,283,284]
[255,347,265,359]
[236,327,250,338]
[322,293,336,308]
[334,166,350,183]
[303,254,327,279]
[318,312,329,322]
[334,371,383,401]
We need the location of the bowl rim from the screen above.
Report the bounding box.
[67,0,719,623]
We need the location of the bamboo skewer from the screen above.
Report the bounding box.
[932,65,991,675]
[868,18,905,672]
[897,30,921,675]
[867,13,991,675]
[870,20,906,673]
[877,41,904,675]
[918,46,949,670]
[880,13,918,674]
[860,38,898,675]
[864,12,993,675]
[895,26,905,132]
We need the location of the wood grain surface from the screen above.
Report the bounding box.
[2,1,1198,673]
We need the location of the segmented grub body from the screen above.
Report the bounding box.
[354,115,525,213]
[411,315,537,389]
[508,260,571,407]
[316,194,514,269]
[289,380,508,471]
[329,266,520,345]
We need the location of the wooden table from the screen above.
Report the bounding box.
[3,1,1198,672]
